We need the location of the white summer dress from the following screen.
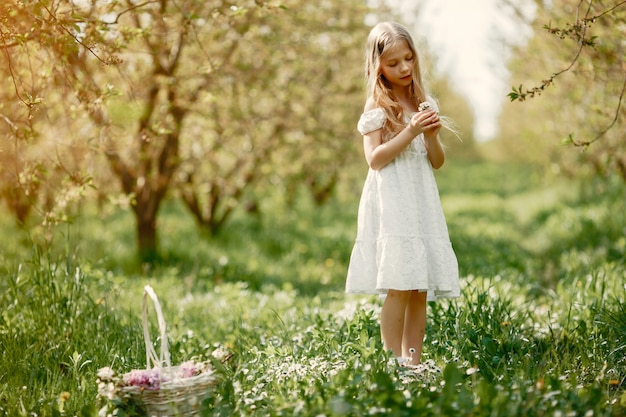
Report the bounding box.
[345,102,460,301]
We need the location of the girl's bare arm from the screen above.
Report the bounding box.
[363,110,441,171]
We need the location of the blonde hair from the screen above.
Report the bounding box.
[365,22,429,140]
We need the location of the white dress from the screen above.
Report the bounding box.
[345,104,460,301]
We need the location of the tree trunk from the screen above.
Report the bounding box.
[136,207,158,264]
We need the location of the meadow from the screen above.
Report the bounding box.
[0,160,625,416]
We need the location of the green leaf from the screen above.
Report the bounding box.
[443,362,463,387]
[561,134,574,145]
[80,403,97,417]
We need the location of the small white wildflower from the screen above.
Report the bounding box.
[98,404,112,417]
[466,366,479,376]
[97,367,115,380]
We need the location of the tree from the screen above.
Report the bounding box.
[1,0,281,261]
[175,0,376,234]
[1,0,475,263]
[505,0,626,179]
[0,1,95,230]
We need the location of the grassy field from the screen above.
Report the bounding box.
[0,161,625,416]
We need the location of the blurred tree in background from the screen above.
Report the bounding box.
[175,0,371,235]
[0,0,399,261]
[0,1,97,229]
[0,1,292,260]
[499,0,625,179]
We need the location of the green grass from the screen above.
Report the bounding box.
[0,161,625,416]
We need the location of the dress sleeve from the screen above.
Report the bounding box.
[357,108,386,135]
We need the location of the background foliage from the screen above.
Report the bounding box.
[0,0,481,262]
[0,0,625,415]
[497,0,625,179]
[0,161,625,416]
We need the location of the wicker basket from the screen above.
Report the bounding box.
[121,285,218,417]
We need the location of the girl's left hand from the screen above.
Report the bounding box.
[422,110,441,138]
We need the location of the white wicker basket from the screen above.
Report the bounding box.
[121,285,218,417]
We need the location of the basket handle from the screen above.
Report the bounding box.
[142,285,172,371]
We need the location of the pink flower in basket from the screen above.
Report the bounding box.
[180,360,200,378]
[122,360,201,390]
[97,287,225,416]
[123,368,163,390]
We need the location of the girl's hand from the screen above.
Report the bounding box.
[408,110,441,137]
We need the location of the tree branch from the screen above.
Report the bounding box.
[35,0,110,65]
[0,113,18,132]
[101,1,158,24]
[0,26,32,108]
[571,72,626,147]
[508,0,626,102]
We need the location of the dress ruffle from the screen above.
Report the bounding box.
[346,235,459,301]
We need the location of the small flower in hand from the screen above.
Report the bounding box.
[418,102,431,112]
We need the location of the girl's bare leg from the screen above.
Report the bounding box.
[402,290,427,365]
[380,290,410,358]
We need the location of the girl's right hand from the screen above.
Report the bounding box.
[408,110,440,136]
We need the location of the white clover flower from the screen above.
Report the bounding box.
[97,381,116,400]
[211,345,229,361]
[466,366,480,376]
[96,367,115,380]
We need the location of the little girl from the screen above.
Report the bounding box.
[346,22,460,367]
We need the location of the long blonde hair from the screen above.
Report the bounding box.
[365,22,429,140]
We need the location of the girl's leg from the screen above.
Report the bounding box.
[402,290,427,365]
[380,290,411,358]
